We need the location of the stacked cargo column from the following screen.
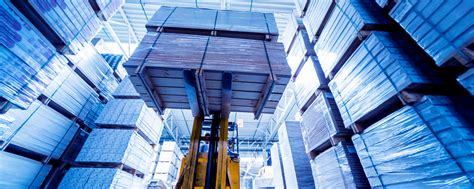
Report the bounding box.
[295,0,474,188]
[0,1,124,188]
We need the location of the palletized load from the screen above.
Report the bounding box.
[303,0,334,43]
[311,142,369,189]
[329,32,448,128]
[278,121,315,188]
[293,56,327,109]
[153,141,183,184]
[124,32,290,116]
[89,0,124,21]
[458,68,473,95]
[301,91,349,154]
[282,15,315,76]
[95,99,163,144]
[102,53,128,80]
[75,129,155,174]
[112,76,140,98]
[58,168,144,189]
[0,151,52,188]
[1,2,67,110]
[377,0,473,67]
[0,101,79,160]
[146,6,279,40]
[315,0,391,78]
[352,96,474,188]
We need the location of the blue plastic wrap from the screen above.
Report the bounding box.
[303,0,333,43]
[315,0,390,77]
[76,129,154,174]
[1,101,79,159]
[293,56,327,108]
[278,121,315,188]
[386,0,473,67]
[95,99,163,144]
[28,0,102,54]
[311,142,369,189]
[102,53,128,80]
[301,91,348,153]
[112,76,140,98]
[329,32,445,128]
[65,43,118,100]
[91,0,124,21]
[59,168,144,188]
[42,67,101,121]
[458,68,473,95]
[352,96,474,188]
[0,151,52,188]
[271,143,285,189]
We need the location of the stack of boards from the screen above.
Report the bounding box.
[124,6,291,118]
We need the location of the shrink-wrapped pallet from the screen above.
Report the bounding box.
[0,151,52,188]
[154,141,183,183]
[278,121,315,188]
[43,67,101,121]
[315,0,390,77]
[281,15,304,52]
[458,68,473,95]
[112,76,140,98]
[300,92,348,153]
[102,53,128,80]
[286,29,315,76]
[0,101,79,159]
[26,0,102,54]
[59,168,144,189]
[329,32,446,128]
[271,143,285,189]
[75,129,154,174]
[89,0,124,21]
[293,56,327,109]
[1,2,67,109]
[95,99,163,144]
[352,96,474,187]
[303,0,334,43]
[311,142,369,189]
[381,0,473,67]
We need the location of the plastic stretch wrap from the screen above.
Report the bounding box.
[66,44,118,101]
[91,0,124,21]
[311,142,369,189]
[329,32,445,128]
[352,96,474,188]
[27,0,102,54]
[278,121,315,188]
[293,56,327,108]
[315,0,389,77]
[303,0,333,42]
[271,143,285,189]
[286,29,315,76]
[83,102,105,128]
[76,129,154,174]
[301,91,348,153]
[0,101,79,159]
[384,0,473,67]
[58,168,144,189]
[43,67,101,121]
[112,76,140,98]
[0,151,52,188]
[95,99,163,144]
[458,68,473,95]
[1,2,67,109]
[154,142,182,183]
[281,15,304,52]
[102,53,128,80]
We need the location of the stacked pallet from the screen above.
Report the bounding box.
[300,91,350,155]
[303,0,334,43]
[65,44,119,101]
[270,143,285,189]
[95,99,164,144]
[1,101,79,160]
[278,121,315,188]
[458,68,474,95]
[329,32,447,128]
[152,141,183,184]
[281,15,315,77]
[125,7,290,118]
[293,0,309,17]
[352,96,474,187]
[378,0,473,67]
[112,76,140,98]
[89,0,125,21]
[293,56,328,109]
[314,0,391,78]
[0,151,52,188]
[0,2,67,111]
[75,129,155,174]
[102,54,128,81]
[310,142,369,189]
[58,167,144,188]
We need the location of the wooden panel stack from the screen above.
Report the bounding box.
[303,0,334,43]
[125,7,290,118]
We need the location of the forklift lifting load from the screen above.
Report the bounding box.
[124,6,291,189]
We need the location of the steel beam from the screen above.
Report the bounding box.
[118,7,140,44]
[183,70,201,117]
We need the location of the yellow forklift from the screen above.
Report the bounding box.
[175,114,240,189]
